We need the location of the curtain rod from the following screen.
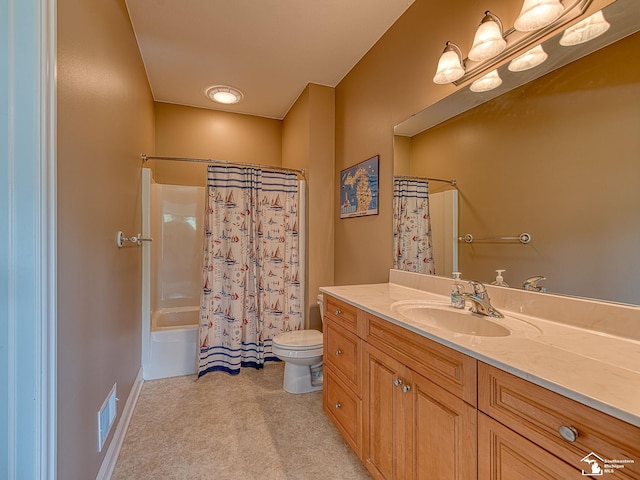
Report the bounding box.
[393,175,457,186]
[140,154,306,178]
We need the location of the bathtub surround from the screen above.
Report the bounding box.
[111,363,371,479]
[142,174,204,380]
[198,166,305,376]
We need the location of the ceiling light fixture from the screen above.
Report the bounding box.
[468,11,507,62]
[508,44,548,71]
[514,0,564,32]
[433,42,466,84]
[559,10,610,46]
[469,70,502,92]
[206,85,244,105]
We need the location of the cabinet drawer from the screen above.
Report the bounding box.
[324,369,362,457]
[479,363,640,479]
[478,412,581,480]
[324,320,361,394]
[364,311,477,406]
[324,295,358,333]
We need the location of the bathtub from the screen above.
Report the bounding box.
[145,306,199,380]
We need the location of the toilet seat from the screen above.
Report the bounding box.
[272,330,323,350]
[272,330,323,358]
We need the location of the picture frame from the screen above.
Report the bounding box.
[340,155,379,219]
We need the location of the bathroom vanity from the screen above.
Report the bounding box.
[320,270,640,479]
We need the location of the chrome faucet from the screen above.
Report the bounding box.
[522,275,547,292]
[461,281,504,318]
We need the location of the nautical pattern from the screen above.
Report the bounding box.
[198,166,303,377]
[392,178,435,274]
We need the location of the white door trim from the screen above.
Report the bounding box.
[2,0,57,478]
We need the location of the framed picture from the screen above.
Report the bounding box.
[340,155,379,219]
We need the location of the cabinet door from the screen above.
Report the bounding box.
[364,345,410,480]
[408,369,477,480]
[478,413,581,480]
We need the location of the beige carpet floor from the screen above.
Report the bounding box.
[112,363,371,480]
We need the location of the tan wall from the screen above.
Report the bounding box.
[153,102,282,186]
[334,0,619,286]
[56,0,155,478]
[406,33,640,304]
[283,84,335,330]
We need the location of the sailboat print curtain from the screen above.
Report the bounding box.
[392,177,435,274]
[198,165,303,377]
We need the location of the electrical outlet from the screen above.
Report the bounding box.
[97,383,117,452]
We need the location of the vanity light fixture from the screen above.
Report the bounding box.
[559,10,610,46]
[433,42,466,84]
[432,0,594,87]
[468,11,507,61]
[514,0,564,32]
[206,85,244,105]
[508,44,548,71]
[470,69,502,92]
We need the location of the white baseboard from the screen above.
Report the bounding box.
[96,367,144,480]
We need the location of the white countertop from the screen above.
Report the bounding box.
[320,281,640,428]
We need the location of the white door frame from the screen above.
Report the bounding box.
[1,0,57,478]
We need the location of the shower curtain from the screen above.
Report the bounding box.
[392,177,435,274]
[198,165,304,377]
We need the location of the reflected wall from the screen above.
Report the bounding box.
[397,32,640,304]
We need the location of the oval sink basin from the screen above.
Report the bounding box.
[391,301,511,337]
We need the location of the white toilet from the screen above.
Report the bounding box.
[271,294,324,394]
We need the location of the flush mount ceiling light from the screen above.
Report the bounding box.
[514,0,564,32]
[206,85,244,105]
[433,42,466,84]
[560,10,610,46]
[468,11,507,62]
[508,44,548,71]
[470,69,502,92]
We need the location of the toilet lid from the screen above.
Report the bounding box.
[272,330,323,350]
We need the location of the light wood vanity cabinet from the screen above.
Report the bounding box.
[478,362,640,480]
[322,294,640,480]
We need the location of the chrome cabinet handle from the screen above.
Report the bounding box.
[335,402,341,409]
[335,349,342,355]
[335,309,342,315]
[393,378,403,387]
[402,384,411,393]
[558,425,579,442]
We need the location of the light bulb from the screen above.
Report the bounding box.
[468,12,506,62]
[470,70,502,92]
[508,45,548,72]
[433,42,465,84]
[560,11,610,46]
[514,0,564,31]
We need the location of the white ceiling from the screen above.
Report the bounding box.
[125,0,415,120]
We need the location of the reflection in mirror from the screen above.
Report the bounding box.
[393,0,640,305]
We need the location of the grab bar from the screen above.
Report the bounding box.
[116,231,153,247]
[459,233,531,244]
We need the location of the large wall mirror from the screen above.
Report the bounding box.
[393,0,640,305]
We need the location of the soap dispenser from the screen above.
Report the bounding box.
[491,269,509,287]
[451,272,466,309]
